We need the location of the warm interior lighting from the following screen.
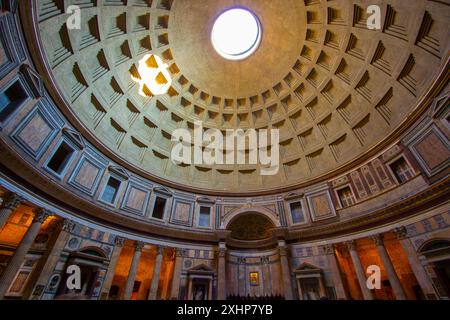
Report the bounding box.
[131,54,172,96]
[211,8,262,61]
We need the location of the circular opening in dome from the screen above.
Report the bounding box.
[211,8,262,61]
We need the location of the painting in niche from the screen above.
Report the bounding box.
[250,272,259,286]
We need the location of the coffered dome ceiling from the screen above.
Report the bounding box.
[34,0,449,194]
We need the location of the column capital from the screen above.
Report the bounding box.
[1,193,23,211]
[62,219,76,232]
[324,244,337,255]
[279,246,288,257]
[32,208,51,224]
[237,257,247,265]
[345,240,357,251]
[371,234,385,247]
[393,227,408,240]
[175,248,187,258]
[135,241,145,252]
[217,247,227,258]
[156,246,165,256]
[114,236,126,247]
[261,256,270,265]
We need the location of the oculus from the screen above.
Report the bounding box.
[211,8,262,61]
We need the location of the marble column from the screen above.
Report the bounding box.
[217,242,227,300]
[0,193,23,230]
[394,227,436,299]
[0,208,50,298]
[346,240,374,300]
[170,248,185,300]
[160,251,175,299]
[25,219,76,299]
[324,244,347,299]
[278,240,294,300]
[371,234,407,300]
[148,246,164,300]
[123,241,145,300]
[100,236,125,299]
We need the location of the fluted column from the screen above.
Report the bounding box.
[394,227,436,299]
[0,208,50,298]
[346,240,374,300]
[148,246,164,300]
[170,248,186,300]
[0,193,23,230]
[371,234,407,300]
[26,219,76,299]
[123,241,145,300]
[217,242,227,300]
[372,234,406,300]
[324,244,347,299]
[100,236,125,299]
[278,240,294,300]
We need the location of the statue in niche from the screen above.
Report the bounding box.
[193,284,207,301]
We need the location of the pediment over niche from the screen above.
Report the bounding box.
[284,192,304,200]
[109,166,129,180]
[197,196,215,204]
[295,262,323,275]
[431,94,449,119]
[153,186,173,197]
[188,264,215,275]
[62,128,85,149]
[20,64,44,97]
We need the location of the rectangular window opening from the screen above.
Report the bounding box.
[46,142,75,175]
[390,157,414,184]
[101,177,121,204]
[289,201,305,224]
[199,206,211,227]
[152,197,166,219]
[337,187,356,208]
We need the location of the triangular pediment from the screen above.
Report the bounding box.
[431,94,449,119]
[197,196,215,204]
[296,262,322,272]
[153,186,172,197]
[188,264,214,273]
[63,128,85,149]
[285,192,304,200]
[109,166,129,180]
[20,64,44,98]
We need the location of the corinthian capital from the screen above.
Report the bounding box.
[1,193,23,211]
[62,219,76,232]
[345,240,357,251]
[176,248,187,258]
[135,241,146,252]
[114,236,125,247]
[393,227,408,240]
[370,234,384,247]
[156,246,165,256]
[324,244,336,255]
[32,208,51,224]
[218,248,227,258]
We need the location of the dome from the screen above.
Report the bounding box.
[0,0,449,303]
[30,0,446,194]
